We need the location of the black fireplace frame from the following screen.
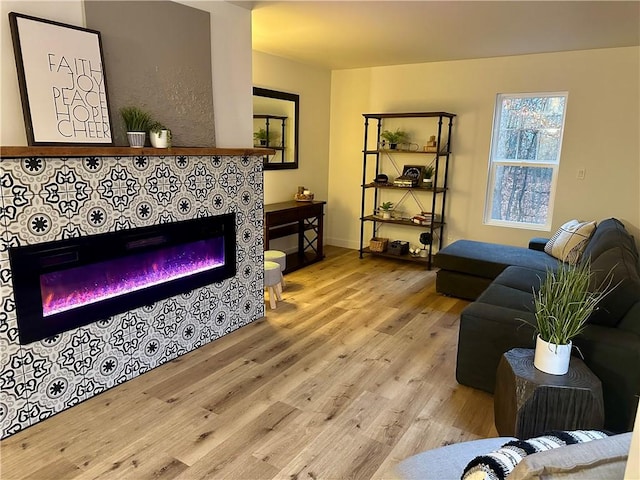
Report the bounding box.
[9,214,236,344]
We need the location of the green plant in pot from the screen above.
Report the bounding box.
[532,260,615,375]
[423,165,435,186]
[120,106,151,148]
[380,129,407,150]
[149,121,172,148]
[254,128,271,146]
[379,201,394,219]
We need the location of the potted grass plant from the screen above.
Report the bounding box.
[380,129,407,150]
[120,106,152,148]
[378,201,394,219]
[423,165,435,187]
[533,261,615,375]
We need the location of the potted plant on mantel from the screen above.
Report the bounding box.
[120,106,151,148]
[532,261,615,375]
[380,129,407,150]
[149,121,172,148]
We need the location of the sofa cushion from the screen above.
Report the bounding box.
[588,245,640,327]
[492,266,546,294]
[508,432,631,480]
[462,430,609,480]
[582,218,639,264]
[476,283,535,314]
[544,219,596,265]
[434,240,560,280]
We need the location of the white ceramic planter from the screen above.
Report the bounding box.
[534,335,571,375]
[127,132,146,148]
[381,211,391,219]
[150,130,170,148]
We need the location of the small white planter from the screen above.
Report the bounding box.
[127,132,146,148]
[381,211,391,219]
[150,130,171,148]
[534,335,572,375]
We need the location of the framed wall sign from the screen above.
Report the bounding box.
[9,12,114,146]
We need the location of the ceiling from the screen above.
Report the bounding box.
[247,1,640,70]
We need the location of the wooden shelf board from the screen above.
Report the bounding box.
[363,112,456,119]
[1,146,274,159]
[362,215,443,228]
[363,182,446,193]
[362,247,431,266]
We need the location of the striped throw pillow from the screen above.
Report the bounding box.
[544,219,596,264]
[461,430,609,480]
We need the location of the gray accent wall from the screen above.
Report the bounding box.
[85,1,216,147]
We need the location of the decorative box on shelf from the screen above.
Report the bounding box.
[369,237,389,252]
[388,240,409,256]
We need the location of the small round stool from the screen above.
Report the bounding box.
[264,260,283,309]
[265,250,287,288]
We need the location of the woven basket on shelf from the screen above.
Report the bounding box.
[369,237,389,253]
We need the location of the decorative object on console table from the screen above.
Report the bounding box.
[120,106,151,148]
[533,261,615,375]
[8,12,114,146]
[494,348,604,439]
[294,186,314,202]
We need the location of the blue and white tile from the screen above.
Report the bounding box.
[39,166,91,221]
[0,388,32,438]
[65,156,109,193]
[5,195,69,245]
[142,158,182,210]
[1,157,66,189]
[82,318,130,390]
[73,196,115,236]
[96,162,142,214]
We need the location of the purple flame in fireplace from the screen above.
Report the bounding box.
[40,237,224,317]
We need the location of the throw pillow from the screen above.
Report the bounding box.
[544,219,597,265]
[460,430,609,480]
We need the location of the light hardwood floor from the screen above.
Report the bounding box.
[0,246,497,480]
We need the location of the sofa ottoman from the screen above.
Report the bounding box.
[434,239,559,300]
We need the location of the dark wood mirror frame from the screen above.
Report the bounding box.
[253,87,299,170]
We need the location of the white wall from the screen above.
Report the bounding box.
[328,47,640,250]
[1,0,252,147]
[253,51,331,205]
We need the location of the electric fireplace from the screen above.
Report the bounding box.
[9,213,236,344]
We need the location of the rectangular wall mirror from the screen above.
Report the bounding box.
[253,87,299,170]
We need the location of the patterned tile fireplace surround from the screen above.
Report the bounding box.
[0,147,266,439]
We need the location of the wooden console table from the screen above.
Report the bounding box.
[264,200,326,273]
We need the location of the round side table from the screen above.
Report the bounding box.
[494,348,604,439]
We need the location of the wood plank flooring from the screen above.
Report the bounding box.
[0,246,497,479]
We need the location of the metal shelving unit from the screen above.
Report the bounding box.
[358,112,456,269]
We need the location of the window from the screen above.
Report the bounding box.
[484,92,568,230]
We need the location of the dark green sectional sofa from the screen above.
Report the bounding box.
[433,218,640,432]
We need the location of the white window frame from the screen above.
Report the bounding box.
[484,92,568,231]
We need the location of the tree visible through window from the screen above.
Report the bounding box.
[485,93,568,229]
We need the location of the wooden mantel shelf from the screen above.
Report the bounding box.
[0,146,275,159]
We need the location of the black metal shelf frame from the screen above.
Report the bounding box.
[358,111,455,270]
